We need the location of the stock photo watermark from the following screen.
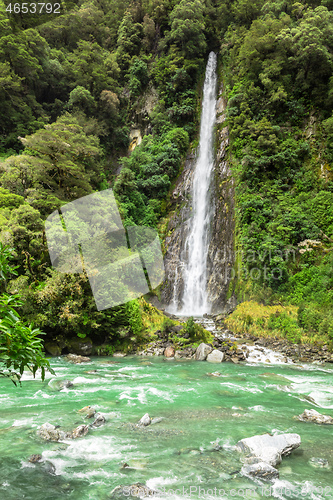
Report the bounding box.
[45,188,164,311]
[220,247,297,283]
[120,484,332,498]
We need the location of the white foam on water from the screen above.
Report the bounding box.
[119,388,148,404]
[270,479,329,500]
[12,417,35,427]
[286,376,333,408]
[32,390,53,399]
[147,387,175,402]
[72,470,118,480]
[220,382,263,394]
[72,376,105,384]
[146,476,179,489]
[245,345,291,365]
[248,405,266,412]
[117,366,145,372]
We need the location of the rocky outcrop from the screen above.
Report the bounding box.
[71,424,89,439]
[309,457,330,468]
[241,462,279,481]
[38,423,69,441]
[38,422,89,441]
[66,337,93,356]
[92,413,106,427]
[66,353,91,363]
[28,454,42,463]
[48,379,73,391]
[206,89,236,314]
[195,343,213,361]
[237,433,301,467]
[78,406,96,419]
[139,413,151,426]
[207,349,224,363]
[297,409,333,424]
[237,433,301,482]
[44,342,62,356]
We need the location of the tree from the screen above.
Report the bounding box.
[1,114,101,201]
[166,0,207,58]
[0,243,54,384]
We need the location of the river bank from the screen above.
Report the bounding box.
[53,313,333,367]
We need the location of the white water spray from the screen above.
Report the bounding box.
[177,52,217,315]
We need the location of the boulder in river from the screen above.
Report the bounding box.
[237,433,301,467]
[92,413,106,427]
[207,350,224,363]
[48,379,73,391]
[241,461,279,481]
[78,406,96,419]
[66,353,91,363]
[164,346,175,357]
[37,423,69,441]
[139,413,151,426]
[151,417,164,425]
[297,409,333,424]
[309,457,330,469]
[195,343,213,361]
[28,454,42,463]
[71,424,89,438]
[38,422,89,441]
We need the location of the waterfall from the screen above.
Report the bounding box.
[176,52,217,316]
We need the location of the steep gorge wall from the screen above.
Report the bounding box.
[161,83,237,314]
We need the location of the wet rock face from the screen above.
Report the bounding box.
[206,93,236,314]
[161,85,236,314]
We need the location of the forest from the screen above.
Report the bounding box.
[0,0,333,379]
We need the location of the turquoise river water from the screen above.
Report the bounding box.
[0,354,333,500]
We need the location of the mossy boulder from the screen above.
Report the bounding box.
[67,337,93,356]
[45,342,62,356]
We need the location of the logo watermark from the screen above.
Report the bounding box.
[45,189,164,311]
[121,484,332,498]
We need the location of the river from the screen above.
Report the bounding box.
[0,352,333,500]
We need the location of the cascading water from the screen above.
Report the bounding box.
[177,51,217,316]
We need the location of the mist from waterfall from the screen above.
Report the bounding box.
[176,51,217,316]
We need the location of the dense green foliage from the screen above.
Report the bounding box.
[0,0,209,351]
[220,0,333,342]
[1,0,333,351]
[0,243,54,382]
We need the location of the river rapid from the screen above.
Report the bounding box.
[1,347,333,500]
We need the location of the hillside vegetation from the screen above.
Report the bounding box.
[0,0,332,357]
